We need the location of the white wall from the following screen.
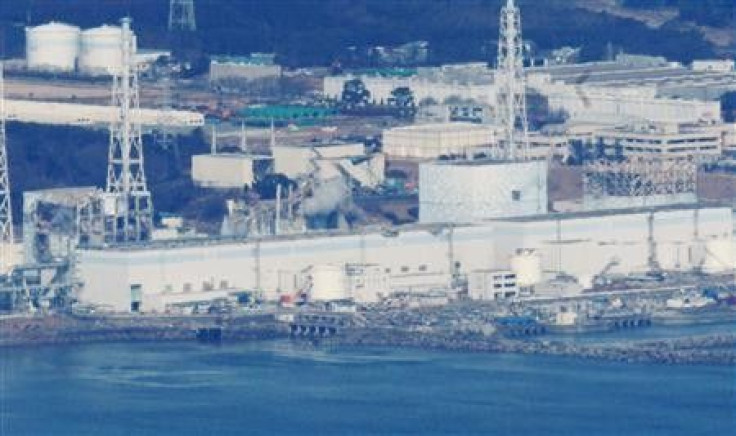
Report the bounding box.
[420,160,548,224]
[192,154,255,188]
[76,206,733,311]
[5,99,204,127]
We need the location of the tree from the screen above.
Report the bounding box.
[388,86,417,118]
[340,79,371,109]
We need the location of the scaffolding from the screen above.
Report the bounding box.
[583,156,697,200]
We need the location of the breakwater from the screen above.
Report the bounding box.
[2,314,735,365]
[331,327,736,366]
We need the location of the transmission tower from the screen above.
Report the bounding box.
[0,62,14,271]
[105,18,153,243]
[496,0,530,160]
[168,0,197,32]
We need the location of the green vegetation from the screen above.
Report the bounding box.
[0,0,718,66]
[621,0,734,28]
[5,123,223,224]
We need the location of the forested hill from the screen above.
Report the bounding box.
[0,0,724,67]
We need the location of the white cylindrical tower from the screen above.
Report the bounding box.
[309,265,346,302]
[79,25,137,76]
[25,22,80,72]
[510,249,543,287]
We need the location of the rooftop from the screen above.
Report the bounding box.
[79,204,726,253]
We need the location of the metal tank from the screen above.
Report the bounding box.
[25,22,80,72]
[308,265,346,302]
[78,25,136,76]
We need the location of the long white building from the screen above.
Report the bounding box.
[76,204,733,312]
[5,99,203,127]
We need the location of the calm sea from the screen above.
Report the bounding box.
[1,340,734,436]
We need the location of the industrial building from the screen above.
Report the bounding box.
[593,122,723,159]
[192,154,272,189]
[209,54,282,82]
[75,204,734,312]
[4,99,203,127]
[382,123,496,159]
[419,160,548,224]
[325,54,732,126]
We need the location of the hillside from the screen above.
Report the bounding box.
[0,0,718,66]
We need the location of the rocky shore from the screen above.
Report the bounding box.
[332,327,736,365]
[2,314,735,366]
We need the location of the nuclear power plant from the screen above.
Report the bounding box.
[0,0,734,321]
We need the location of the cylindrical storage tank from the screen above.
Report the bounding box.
[25,22,80,72]
[510,249,543,287]
[78,25,136,76]
[309,265,346,302]
[702,238,734,274]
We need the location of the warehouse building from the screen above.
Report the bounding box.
[209,54,281,82]
[594,122,723,160]
[5,99,203,127]
[382,123,496,159]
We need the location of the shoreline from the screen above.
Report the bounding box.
[2,314,735,366]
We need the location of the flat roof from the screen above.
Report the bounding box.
[195,153,271,160]
[81,203,728,253]
[387,122,491,133]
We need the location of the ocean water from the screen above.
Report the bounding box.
[1,340,734,436]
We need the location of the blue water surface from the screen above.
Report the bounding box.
[1,340,734,436]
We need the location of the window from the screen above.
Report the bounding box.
[401,266,410,273]
[511,190,522,201]
[418,265,428,272]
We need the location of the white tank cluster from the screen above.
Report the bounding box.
[25,22,81,72]
[25,21,136,76]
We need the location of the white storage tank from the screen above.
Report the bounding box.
[308,265,346,302]
[78,25,136,75]
[510,249,543,287]
[25,22,80,72]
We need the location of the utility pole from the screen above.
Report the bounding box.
[105,18,153,243]
[0,61,14,272]
[168,0,197,32]
[496,0,530,160]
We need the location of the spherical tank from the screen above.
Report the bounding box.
[309,265,346,302]
[702,238,734,274]
[510,249,543,287]
[25,22,80,72]
[78,25,136,76]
